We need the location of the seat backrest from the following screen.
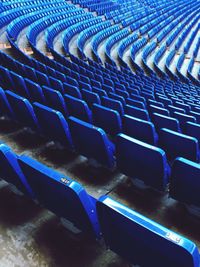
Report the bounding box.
[152,113,180,132]
[102,96,124,116]
[0,144,33,197]
[24,78,45,104]
[159,128,199,162]
[185,122,200,144]
[93,104,122,136]
[149,104,170,117]
[43,86,68,116]
[173,112,196,132]
[63,83,82,99]
[68,116,115,169]
[0,87,14,117]
[97,195,200,267]
[33,102,73,149]
[64,94,92,123]
[116,134,169,191]
[18,155,100,237]
[122,115,157,145]
[125,105,150,121]
[82,89,101,108]
[5,90,39,130]
[170,157,200,207]
[49,76,64,94]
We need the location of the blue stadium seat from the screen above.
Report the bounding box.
[159,128,199,162]
[63,83,82,99]
[0,144,33,197]
[18,155,100,237]
[170,157,200,209]
[102,96,124,116]
[68,116,115,169]
[152,113,181,132]
[24,78,46,104]
[5,91,39,131]
[0,87,14,117]
[33,102,73,149]
[97,195,200,267]
[82,89,101,108]
[149,105,170,117]
[122,115,158,145]
[92,104,122,136]
[64,94,92,123]
[173,112,196,132]
[125,105,150,121]
[185,122,200,144]
[116,134,169,191]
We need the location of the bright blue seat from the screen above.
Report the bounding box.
[5,91,39,131]
[43,86,68,117]
[125,105,150,121]
[64,94,92,123]
[152,113,181,132]
[0,144,33,197]
[18,155,100,237]
[97,196,200,267]
[122,115,157,145]
[159,128,199,162]
[93,104,122,136]
[33,102,73,149]
[170,157,200,208]
[116,134,169,191]
[68,116,115,169]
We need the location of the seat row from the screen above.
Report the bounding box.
[0,142,199,267]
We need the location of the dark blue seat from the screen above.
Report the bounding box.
[168,105,186,115]
[170,157,200,209]
[97,195,200,267]
[93,104,122,136]
[126,98,145,110]
[173,112,196,132]
[24,78,46,104]
[152,113,181,132]
[102,96,124,116]
[49,76,64,94]
[159,128,199,162]
[122,115,157,145]
[18,155,100,237]
[125,105,150,121]
[63,83,82,99]
[0,87,14,117]
[5,91,39,131]
[33,102,73,149]
[64,94,92,123]
[82,89,101,108]
[149,105,170,117]
[185,122,200,144]
[116,134,169,191]
[10,71,29,98]
[68,116,115,169]
[43,86,68,117]
[0,144,33,197]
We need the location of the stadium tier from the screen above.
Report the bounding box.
[0,0,200,266]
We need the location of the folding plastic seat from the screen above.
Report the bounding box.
[159,128,199,162]
[102,84,114,93]
[168,105,185,115]
[79,81,92,91]
[92,87,107,97]
[82,89,101,108]
[24,78,45,104]
[102,96,124,116]
[152,113,180,132]
[0,66,14,90]
[64,94,92,123]
[116,134,169,190]
[24,65,38,82]
[5,91,39,131]
[115,89,129,99]
[43,86,68,117]
[49,76,64,94]
[0,144,34,197]
[91,79,101,88]
[157,95,172,107]
[173,112,196,132]
[185,122,200,144]
[93,104,122,136]
[147,99,164,108]
[97,195,200,267]
[108,92,126,107]
[149,105,170,117]
[63,83,82,99]
[122,115,157,145]
[170,157,200,209]
[0,87,14,117]
[35,70,50,87]
[190,111,200,124]
[130,94,146,105]
[68,116,115,169]
[65,76,79,88]
[104,77,114,87]
[9,71,30,98]
[33,102,73,149]
[126,98,145,110]
[18,155,100,237]
[174,102,191,113]
[125,105,150,121]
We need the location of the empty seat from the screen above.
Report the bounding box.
[122,115,157,145]
[126,98,145,109]
[102,96,124,116]
[18,155,100,237]
[63,83,82,99]
[116,134,169,191]
[125,105,150,121]
[149,105,170,117]
[152,113,180,132]
[68,117,115,169]
[185,122,200,144]
[5,91,39,131]
[159,128,199,162]
[97,195,200,267]
[173,112,196,132]
[33,102,73,149]
[24,78,45,104]
[93,104,122,136]
[170,157,200,209]
[0,144,33,197]
[0,87,14,117]
[82,89,101,108]
[64,94,92,123]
